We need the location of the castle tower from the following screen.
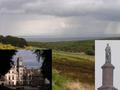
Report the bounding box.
[16,57,24,85]
[98,44,118,90]
[17,57,23,67]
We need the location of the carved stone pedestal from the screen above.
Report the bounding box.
[98,86,118,90]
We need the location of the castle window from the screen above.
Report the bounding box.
[20,69,23,72]
[12,82,14,85]
[9,76,10,80]
[20,73,22,75]
[12,76,14,80]
[9,81,10,85]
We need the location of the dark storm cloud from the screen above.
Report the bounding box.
[0,0,119,20]
[0,0,119,22]
[0,0,120,37]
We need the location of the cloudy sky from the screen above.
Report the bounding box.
[0,0,120,37]
[13,50,43,68]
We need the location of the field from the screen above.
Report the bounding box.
[28,40,94,53]
[52,51,94,90]
[28,40,95,90]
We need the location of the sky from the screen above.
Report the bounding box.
[0,0,120,38]
[12,50,43,69]
[95,40,120,90]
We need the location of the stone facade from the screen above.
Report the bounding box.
[4,57,25,86]
[0,57,42,87]
[5,65,18,86]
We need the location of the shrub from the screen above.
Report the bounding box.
[85,49,94,55]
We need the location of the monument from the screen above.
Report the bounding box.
[98,44,118,90]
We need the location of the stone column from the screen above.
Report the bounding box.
[98,44,118,90]
[102,63,114,86]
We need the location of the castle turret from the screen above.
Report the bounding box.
[16,57,24,85]
[17,57,23,67]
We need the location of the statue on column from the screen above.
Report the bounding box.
[105,43,111,63]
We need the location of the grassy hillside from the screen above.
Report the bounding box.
[52,51,95,90]
[53,51,95,84]
[28,40,94,53]
[28,40,95,90]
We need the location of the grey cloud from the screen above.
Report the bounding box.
[0,0,118,18]
[0,0,120,37]
[58,16,110,37]
[21,0,120,22]
[0,0,119,22]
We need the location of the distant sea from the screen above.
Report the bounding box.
[21,34,120,42]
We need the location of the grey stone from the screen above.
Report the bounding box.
[98,44,118,90]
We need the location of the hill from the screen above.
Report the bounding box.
[0,35,27,47]
[52,51,95,90]
[28,40,95,55]
[29,40,95,90]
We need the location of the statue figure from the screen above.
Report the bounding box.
[105,43,111,63]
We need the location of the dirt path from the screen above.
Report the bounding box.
[65,81,95,90]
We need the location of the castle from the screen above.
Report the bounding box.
[5,57,25,86]
[0,57,42,86]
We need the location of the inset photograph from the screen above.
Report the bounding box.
[95,40,120,90]
[0,49,52,90]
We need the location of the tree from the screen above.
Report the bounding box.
[3,36,27,47]
[0,50,16,90]
[34,49,52,90]
[0,35,4,43]
[85,49,94,55]
[0,50,16,76]
[0,35,28,47]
